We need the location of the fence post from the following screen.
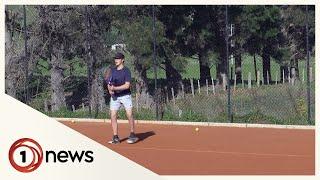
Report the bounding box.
[82,103,85,111]
[206,79,209,95]
[181,83,185,98]
[248,72,252,89]
[282,69,285,84]
[310,67,313,82]
[291,68,296,85]
[288,67,291,84]
[211,78,215,94]
[267,71,270,85]
[190,79,195,98]
[222,74,227,91]
[171,87,175,106]
[289,67,291,84]
[165,87,169,103]
[146,92,149,107]
[178,109,182,118]
[257,71,260,87]
[198,79,201,94]
[234,74,237,91]
[72,105,75,112]
[242,75,244,88]
[44,99,48,112]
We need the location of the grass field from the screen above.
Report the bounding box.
[33,53,315,125]
[35,46,314,84]
[146,54,315,82]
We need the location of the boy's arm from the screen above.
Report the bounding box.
[111,82,130,91]
[107,85,115,95]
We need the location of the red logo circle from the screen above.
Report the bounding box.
[9,138,43,173]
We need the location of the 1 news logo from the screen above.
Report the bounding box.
[9,138,94,173]
[8,138,43,173]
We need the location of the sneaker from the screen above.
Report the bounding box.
[126,133,139,144]
[108,135,120,144]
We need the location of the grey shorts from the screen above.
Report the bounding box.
[110,94,133,111]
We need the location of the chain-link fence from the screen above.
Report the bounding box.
[6,5,315,126]
[131,67,315,125]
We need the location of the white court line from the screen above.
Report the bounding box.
[56,117,315,130]
[110,146,314,158]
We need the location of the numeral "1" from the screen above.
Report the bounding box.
[20,151,26,163]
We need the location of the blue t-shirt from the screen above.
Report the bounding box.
[108,67,131,97]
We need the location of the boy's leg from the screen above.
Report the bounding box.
[125,107,138,144]
[120,95,138,144]
[120,95,134,132]
[125,108,135,133]
[108,97,121,144]
[110,110,118,135]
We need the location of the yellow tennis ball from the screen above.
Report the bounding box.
[195,127,199,131]
[71,120,75,123]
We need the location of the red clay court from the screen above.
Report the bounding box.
[61,121,315,175]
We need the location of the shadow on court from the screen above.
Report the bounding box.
[120,131,156,143]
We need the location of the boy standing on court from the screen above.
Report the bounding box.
[106,52,138,144]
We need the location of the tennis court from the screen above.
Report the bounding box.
[61,120,314,175]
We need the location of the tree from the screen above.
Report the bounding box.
[5,5,37,101]
[111,6,165,107]
[84,5,111,117]
[36,5,92,111]
[5,6,21,98]
[175,6,217,84]
[242,6,283,84]
[158,6,188,91]
[278,5,315,82]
